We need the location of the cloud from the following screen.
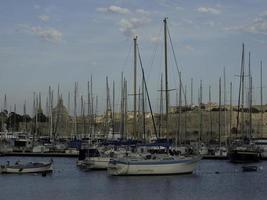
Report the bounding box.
[97,6,151,38]
[39,15,50,22]
[119,17,151,37]
[225,12,267,35]
[97,5,129,15]
[18,25,62,42]
[197,7,221,15]
[31,26,62,42]
[136,9,150,16]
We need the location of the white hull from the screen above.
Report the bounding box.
[108,155,201,175]
[85,157,110,169]
[1,162,52,174]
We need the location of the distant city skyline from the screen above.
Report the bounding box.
[0,0,267,115]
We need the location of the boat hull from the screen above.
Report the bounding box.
[229,150,260,163]
[1,162,53,174]
[108,156,201,176]
[85,157,110,170]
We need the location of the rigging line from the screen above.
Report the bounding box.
[137,44,158,139]
[167,26,187,104]
[146,25,163,81]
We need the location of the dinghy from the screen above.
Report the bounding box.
[0,160,53,174]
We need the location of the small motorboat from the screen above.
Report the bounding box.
[0,159,53,174]
[242,165,258,172]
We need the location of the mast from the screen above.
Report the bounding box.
[95,95,98,138]
[138,87,141,137]
[230,82,233,141]
[209,85,213,140]
[49,86,53,140]
[241,45,245,138]
[223,67,227,140]
[199,80,203,143]
[120,73,124,138]
[219,77,222,148]
[178,71,182,145]
[260,61,263,137]
[112,80,115,137]
[87,81,91,136]
[90,75,94,137]
[106,76,111,136]
[236,43,245,137]
[142,76,146,142]
[133,36,137,139]
[32,92,36,147]
[124,79,128,139]
[164,18,169,141]
[74,82,78,136]
[24,100,27,132]
[81,95,85,135]
[184,85,187,142]
[248,52,252,138]
[159,74,163,138]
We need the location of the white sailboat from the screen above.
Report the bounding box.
[108,18,201,176]
[108,154,200,175]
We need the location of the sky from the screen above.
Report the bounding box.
[0,0,267,115]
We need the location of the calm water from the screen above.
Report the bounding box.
[0,157,266,200]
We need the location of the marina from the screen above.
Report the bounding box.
[1,0,267,199]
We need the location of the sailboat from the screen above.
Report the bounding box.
[108,18,201,176]
[228,45,261,163]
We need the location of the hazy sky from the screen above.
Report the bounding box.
[0,0,267,115]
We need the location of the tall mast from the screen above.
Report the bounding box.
[124,78,128,139]
[223,67,227,140]
[260,61,263,137]
[112,80,115,137]
[142,76,146,142]
[199,80,203,143]
[178,71,182,145]
[230,82,233,141]
[248,52,252,138]
[106,76,111,136]
[184,85,187,142]
[74,82,78,136]
[241,45,245,137]
[209,85,213,140]
[24,99,27,132]
[90,75,94,137]
[159,74,163,138]
[133,36,137,139]
[164,18,169,141]
[120,73,124,138]
[49,86,53,140]
[219,77,222,147]
[81,95,84,135]
[138,87,141,137]
[236,43,245,137]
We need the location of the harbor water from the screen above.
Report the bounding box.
[0,157,266,200]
